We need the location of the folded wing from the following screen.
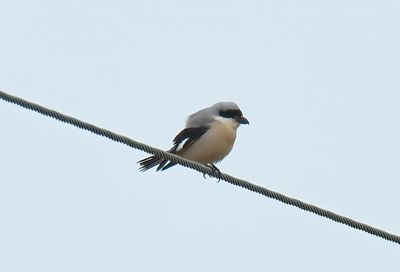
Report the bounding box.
[138,126,210,171]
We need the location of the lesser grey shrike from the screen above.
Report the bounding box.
[138,101,249,177]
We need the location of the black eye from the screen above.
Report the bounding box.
[219,109,243,118]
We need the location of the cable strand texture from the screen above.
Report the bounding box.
[1,90,399,245]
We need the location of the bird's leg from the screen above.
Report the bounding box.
[202,163,221,181]
[210,164,221,181]
[203,164,210,179]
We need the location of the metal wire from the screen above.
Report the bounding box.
[1,89,399,245]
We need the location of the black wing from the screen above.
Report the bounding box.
[138,126,210,172]
[171,126,210,152]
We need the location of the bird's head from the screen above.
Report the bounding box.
[213,101,250,128]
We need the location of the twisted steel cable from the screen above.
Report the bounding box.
[1,90,399,245]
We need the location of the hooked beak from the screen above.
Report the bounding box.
[237,116,250,125]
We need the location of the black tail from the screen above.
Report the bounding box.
[138,154,177,172]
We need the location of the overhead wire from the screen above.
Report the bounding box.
[1,89,399,245]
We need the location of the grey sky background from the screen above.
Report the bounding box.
[1,0,399,271]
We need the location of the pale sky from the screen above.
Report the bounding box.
[1,1,399,271]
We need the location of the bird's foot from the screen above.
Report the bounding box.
[203,164,221,182]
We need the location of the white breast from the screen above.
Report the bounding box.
[181,119,238,164]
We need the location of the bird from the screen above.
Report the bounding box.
[138,101,249,177]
